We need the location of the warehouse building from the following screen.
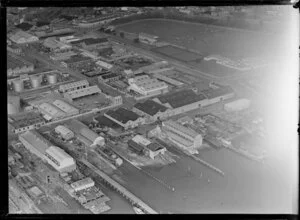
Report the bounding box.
[55,125,74,141]
[68,119,105,147]
[104,107,144,130]
[59,80,89,93]
[7,54,34,77]
[9,30,39,44]
[63,85,101,102]
[224,98,251,112]
[61,55,92,69]
[80,37,109,49]
[43,37,72,52]
[153,89,209,116]
[162,120,203,154]
[71,177,95,192]
[133,99,171,122]
[19,130,51,159]
[9,112,45,134]
[127,139,146,155]
[38,102,65,120]
[128,75,169,96]
[132,135,166,159]
[95,60,113,70]
[98,73,121,83]
[44,146,76,173]
[200,86,235,105]
[153,73,184,87]
[52,99,79,116]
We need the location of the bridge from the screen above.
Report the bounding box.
[79,159,158,214]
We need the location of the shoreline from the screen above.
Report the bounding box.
[114,18,276,36]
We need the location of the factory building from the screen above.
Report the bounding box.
[128,75,169,96]
[95,60,113,70]
[9,112,45,134]
[153,73,184,87]
[153,89,209,116]
[127,139,146,155]
[7,54,34,77]
[38,102,65,120]
[71,177,95,192]
[224,98,251,112]
[19,130,51,159]
[61,55,92,69]
[80,38,109,49]
[133,99,171,122]
[59,80,89,93]
[98,73,121,83]
[104,107,144,130]
[138,32,158,45]
[52,100,79,116]
[43,37,72,52]
[63,85,101,102]
[131,135,166,159]
[55,125,74,141]
[68,119,105,147]
[200,86,235,105]
[162,120,203,154]
[44,146,76,173]
[9,30,39,44]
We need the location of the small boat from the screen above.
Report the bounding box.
[133,206,145,214]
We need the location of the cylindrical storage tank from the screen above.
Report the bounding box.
[30,76,41,89]
[47,74,57,85]
[7,96,20,115]
[13,80,23,92]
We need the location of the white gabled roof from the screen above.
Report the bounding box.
[45,146,74,163]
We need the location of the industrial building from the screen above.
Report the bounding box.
[95,60,113,70]
[59,80,89,93]
[153,73,184,87]
[38,102,65,120]
[9,30,39,44]
[52,100,79,116]
[44,146,76,173]
[162,120,203,154]
[131,135,166,159]
[128,75,169,96]
[19,130,52,159]
[61,55,92,69]
[224,98,251,112]
[104,107,144,130]
[200,85,235,105]
[63,85,101,101]
[7,45,22,55]
[9,112,45,134]
[7,54,34,77]
[68,119,105,147]
[80,38,109,49]
[71,177,95,192]
[133,99,170,122]
[43,37,72,52]
[55,125,74,141]
[153,89,209,116]
[98,73,121,83]
[138,32,159,45]
[127,139,146,155]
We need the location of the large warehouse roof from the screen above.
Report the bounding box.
[19,130,51,154]
[52,100,78,114]
[134,99,168,116]
[106,107,140,124]
[45,146,74,163]
[157,89,207,108]
[65,85,101,100]
[163,120,200,139]
[39,102,65,118]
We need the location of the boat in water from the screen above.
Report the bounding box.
[133,206,146,214]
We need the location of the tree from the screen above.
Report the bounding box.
[120,32,125,38]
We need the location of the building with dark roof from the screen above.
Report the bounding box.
[98,73,121,83]
[152,89,209,116]
[9,112,46,134]
[133,99,171,122]
[104,107,144,129]
[61,55,92,69]
[81,38,109,49]
[200,86,234,105]
[145,142,166,160]
[127,139,145,155]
